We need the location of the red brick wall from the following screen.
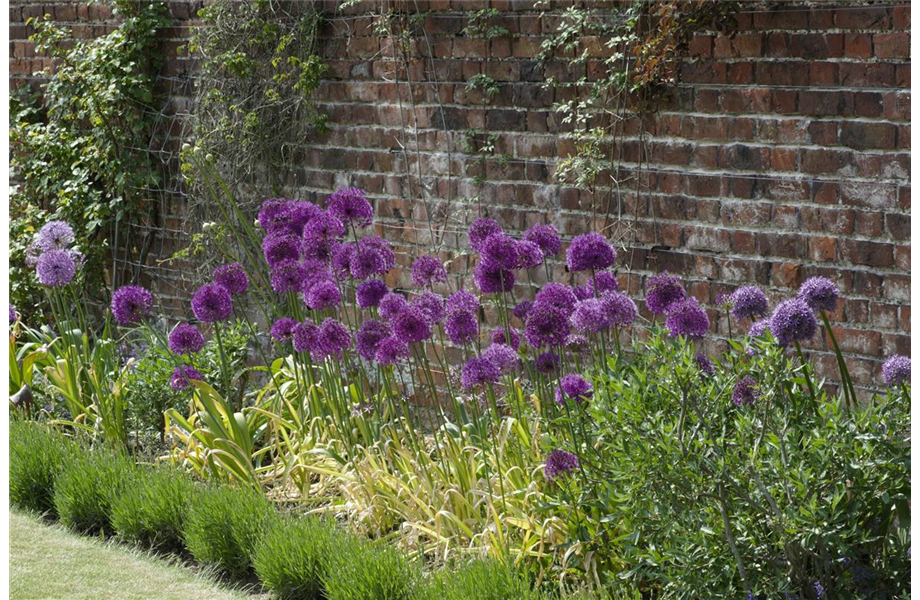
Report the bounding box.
[9,2,911,393]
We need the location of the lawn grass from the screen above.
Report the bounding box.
[10,510,256,600]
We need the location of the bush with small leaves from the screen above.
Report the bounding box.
[110,465,198,552]
[10,420,75,515]
[419,559,548,600]
[253,514,337,599]
[53,445,133,534]
[322,534,419,600]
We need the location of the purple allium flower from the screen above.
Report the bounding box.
[544,449,579,482]
[446,290,479,315]
[480,232,519,271]
[24,240,42,267]
[356,279,388,308]
[513,300,533,321]
[258,199,292,234]
[881,355,910,386]
[555,374,593,403]
[262,234,301,268]
[212,262,249,295]
[813,581,825,600]
[515,240,544,269]
[360,236,395,271]
[330,242,356,278]
[534,283,578,316]
[411,255,447,288]
[523,223,561,258]
[356,319,391,362]
[9,304,17,324]
[392,306,432,344]
[170,365,203,391]
[665,297,710,339]
[732,376,759,406]
[305,280,341,310]
[270,317,297,342]
[289,201,323,236]
[191,283,233,323]
[491,327,521,350]
[524,304,570,348]
[111,286,154,326]
[749,319,771,338]
[566,232,616,272]
[326,187,373,227]
[375,336,409,366]
[36,249,76,287]
[270,261,306,294]
[467,217,503,252]
[601,292,638,327]
[293,321,319,353]
[570,298,610,333]
[411,291,445,325]
[36,220,76,252]
[769,299,817,347]
[645,271,686,315]
[461,356,501,389]
[797,276,839,313]
[302,211,345,246]
[483,343,519,375]
[696,353,714,375]
[313,318,351,360]
[445,311,479,346]
[168,323,205,355]
[350,246,387,280]
[379,292,408,320]
[728,286,768,321]
[473,263,515,294]
[576,271,620,299]
[716,292,732,306]
[535,352,559,374]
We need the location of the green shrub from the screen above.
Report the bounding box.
[9,420,74,515]
[422,559,546,600]
[110,465,198,552]
[53,445,133,534]
[253,514,336,599]
[323,534,419,600]
[183,484,274,575]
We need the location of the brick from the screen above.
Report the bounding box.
[840,239,893,268]
[892,5,910,30]
[835,6,890,29]
[839,121,897,150]
[801,207,854,234]
[844,34,872,59]
[801,148,850,174]
[874,33,910,59]
[809,237,837,262]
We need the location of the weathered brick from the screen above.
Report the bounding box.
[874,32,910,59]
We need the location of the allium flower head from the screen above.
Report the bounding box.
[483,343,519,375]
[535,352,559,374]
[360,236,395,271]
[411,255,447,288]
[262,234,301,268]
[350,246,387,280]
[515,240,544,269]
[480,232,519,271]
[749,319,771,338]
[601,292,638,327]
[769,299,817,346]
[356,279,388,308]
[170,366,203,391]
[576,271,619,299]
[696,353,714,375]
[392,306,432,344]
[313,318,351,360]
[798,276,839,313]
[571,298,610,333]
[356,319,391,362]
[525,304,570,348]
[36,249,76,287]
[566,232,616,272]
[461,356,501,389]
[288,201,323,236]
[491,327,521,350]
[270,317,297,342]
[467,217,503,252]
[191,283,233,323]
[258,199,292,234]
[555,374,593,404]
[445,311,479,346]
[473,263,515,294]
[881,355,910,386]
[665,297,710,339]
[732,376,759,406]
[168,323,205,355]
[302,211,345,245]
[9,305,17,324]
[534,283,578,316]
[293,321,319,354]
[379,292,408,320]
[331,242,356,278]
[304,280,341,310]
[375,336,409,366]
[446,290,479,315]
[513,300,533,321]
[213,262,249,295]
[270,261,307,294]
[36,220,75,251]
[326,187,373,227]
[111,285,154,326]
[523,223,561,258]
[728,286,768,321]
[544,450,579,482]
[645,271,686,315]
[411,291,445,325]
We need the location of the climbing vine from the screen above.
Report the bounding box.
[9,0,171,319]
